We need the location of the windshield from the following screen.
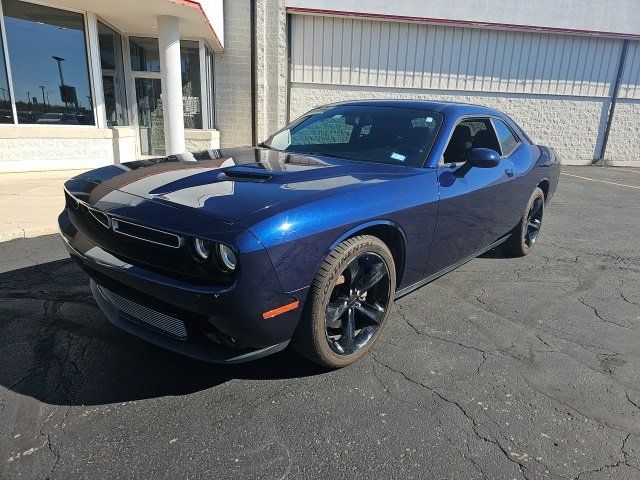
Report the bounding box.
[263,104,443,167]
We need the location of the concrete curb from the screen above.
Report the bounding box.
[0,226,59,243]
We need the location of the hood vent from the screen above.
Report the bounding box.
[219,169,272,182]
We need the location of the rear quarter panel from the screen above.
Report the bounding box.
[518,144,562,205]
[243,169,440,294]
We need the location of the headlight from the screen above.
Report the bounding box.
[217,243,237,272]
[192,237,211,260]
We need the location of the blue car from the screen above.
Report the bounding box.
[59,100,560,368]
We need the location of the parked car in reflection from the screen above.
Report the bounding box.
[59,100,560,368]
[36,112,79,125]
[0,109,12,123]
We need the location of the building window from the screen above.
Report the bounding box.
[0,20,12,123]
[205,47,216,129]
[1,0,94,125]
[129,37,160,72]
[98,22,126,126]
[129,37,205,130]
[181,40,201,129]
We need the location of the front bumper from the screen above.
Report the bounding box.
[59,209,307,363]
[90,280,289,363]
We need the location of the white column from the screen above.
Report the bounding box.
[157,15,185,155]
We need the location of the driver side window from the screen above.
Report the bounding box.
[443,118,501,164]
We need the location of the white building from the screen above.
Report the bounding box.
[0,0,639,172]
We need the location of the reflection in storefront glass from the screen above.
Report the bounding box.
[129,37,161,72]
[99,22,125,126]
[135,78,165,156]
[181,41,202,129]
[1,0,94,125]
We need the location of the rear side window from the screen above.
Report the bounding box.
[492,119,520,156]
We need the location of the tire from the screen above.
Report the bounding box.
[504,187,545,257]
[292,235,396,368]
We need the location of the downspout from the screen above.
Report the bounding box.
[597,39,629,165]
[250,0,257,146]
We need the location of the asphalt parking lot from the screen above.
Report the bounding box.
[1,165,640,479]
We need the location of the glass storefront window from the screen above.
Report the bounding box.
[135,78,164,156]
[98,22,126,126]
[1,0,94,125]
[98,23,118,71]
[129,37,160,72]
[205,47,216,129]
[181,40,201,129]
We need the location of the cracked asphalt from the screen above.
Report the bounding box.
[1,165,640,479]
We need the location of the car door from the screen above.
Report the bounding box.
[424,117,516,277]
[491,117,531,227]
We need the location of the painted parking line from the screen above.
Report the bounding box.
[561,172,640,190]
[610,167,640,175]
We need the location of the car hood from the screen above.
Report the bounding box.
[68,147,411,224]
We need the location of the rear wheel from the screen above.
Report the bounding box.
[292,235,396,368]
[504,187,545,256]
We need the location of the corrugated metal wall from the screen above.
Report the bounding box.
[291,15,637,98]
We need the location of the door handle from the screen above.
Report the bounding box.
[505,168,514,177]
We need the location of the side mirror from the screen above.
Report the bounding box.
[467,148,501,168]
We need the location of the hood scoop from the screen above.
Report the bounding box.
[219,168,273,182]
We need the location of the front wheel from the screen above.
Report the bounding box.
[292,235,396,368]
[504,187,545,257]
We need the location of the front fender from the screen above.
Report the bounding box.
[245,171,439,293]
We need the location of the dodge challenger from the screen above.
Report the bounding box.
[59,100,560,368]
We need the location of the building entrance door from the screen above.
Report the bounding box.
[133,77,165,156]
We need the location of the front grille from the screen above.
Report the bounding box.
[81,203,110,228]
[111,218,183,248]
[98,285,188,339]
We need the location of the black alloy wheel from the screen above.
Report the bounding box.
[292,235,396,368]
[525,196,543,247]
[324,252,391,355]
[504,186,545,257]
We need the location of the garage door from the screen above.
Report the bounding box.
[289,14,638,163]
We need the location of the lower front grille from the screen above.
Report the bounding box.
[98,285,188,339]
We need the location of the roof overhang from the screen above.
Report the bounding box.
[37,0,224,52]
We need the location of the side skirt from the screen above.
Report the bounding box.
[394,235,510,300]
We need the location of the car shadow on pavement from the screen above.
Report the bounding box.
[0,258,325,407]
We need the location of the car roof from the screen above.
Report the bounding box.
[323,99,502,117]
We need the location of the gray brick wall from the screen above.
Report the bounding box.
[255,0,287,142]
[604,100,640,166]
[214,0,253,147]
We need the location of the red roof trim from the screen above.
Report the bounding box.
[286,6,640,40]
[170,0,224,52]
